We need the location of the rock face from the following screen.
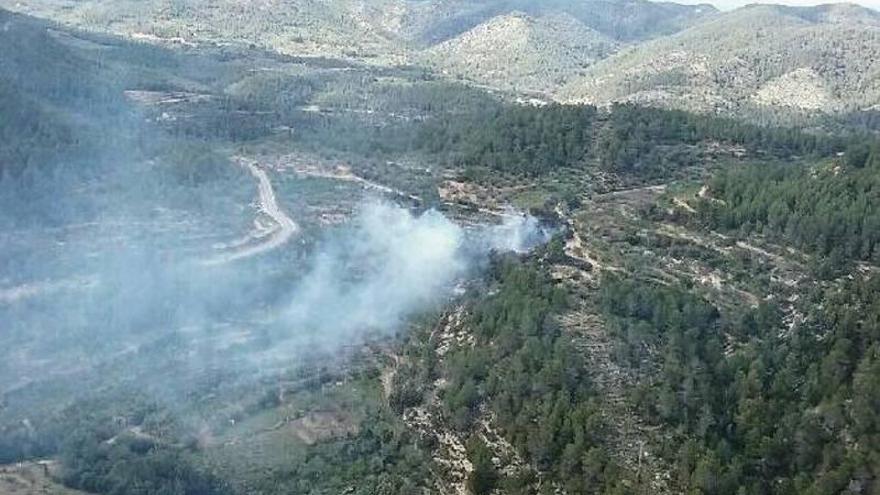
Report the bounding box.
[559,3,880,115]
[422,12,618,93]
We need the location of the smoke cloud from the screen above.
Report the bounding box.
[0,193,550,399]
[478,210,554,254]
[276,200,548,353]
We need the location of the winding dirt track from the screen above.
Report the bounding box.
[205,159,299,265]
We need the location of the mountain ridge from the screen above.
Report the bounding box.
[1,0,877,116]
[558,2,880,115]
[422,11,619,93]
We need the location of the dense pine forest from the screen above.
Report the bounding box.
[698,143,880,271]
[599,272,880,495]
[304,102,850,179]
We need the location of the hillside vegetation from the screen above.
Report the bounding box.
[422,12,618,93]
[560,3,880,116]
[4,3,880,495]
[0,0,715,94]
[8,0,880,118]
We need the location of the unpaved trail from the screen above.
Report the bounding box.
[285,160,421,202]
[205,159,299,265]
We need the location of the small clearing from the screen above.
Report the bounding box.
[288,410,359,445]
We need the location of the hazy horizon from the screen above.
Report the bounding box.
[675,0,880,10]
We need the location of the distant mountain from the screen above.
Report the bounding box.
[7,0,877,116]
[421,12,618,93]
[0,0,715,61]
[559,3,880,115]
[0,0,410,62]
[506,0,719,42]
[392,0,718,45]
[0,0,718,104]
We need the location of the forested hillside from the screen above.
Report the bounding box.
[4,0,879,119]
[698,143,880,271]
[561,3,880,116]
[3,3,880,495]
[422,12,618,93]
[599,273,880,494]
[311,101,844,178]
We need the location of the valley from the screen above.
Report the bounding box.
[0,1,879,495]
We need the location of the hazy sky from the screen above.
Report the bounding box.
[676,0,880,10]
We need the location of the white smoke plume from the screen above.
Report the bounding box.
[277,201,548,351]
[480,210,554,254]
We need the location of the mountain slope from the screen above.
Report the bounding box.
[0,0,409,61]
[0,0,715,62]
[392,0,718,45]
[422,12,618,93]
[559,3,880,115]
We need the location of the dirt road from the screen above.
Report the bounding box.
[206,159,299,265]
